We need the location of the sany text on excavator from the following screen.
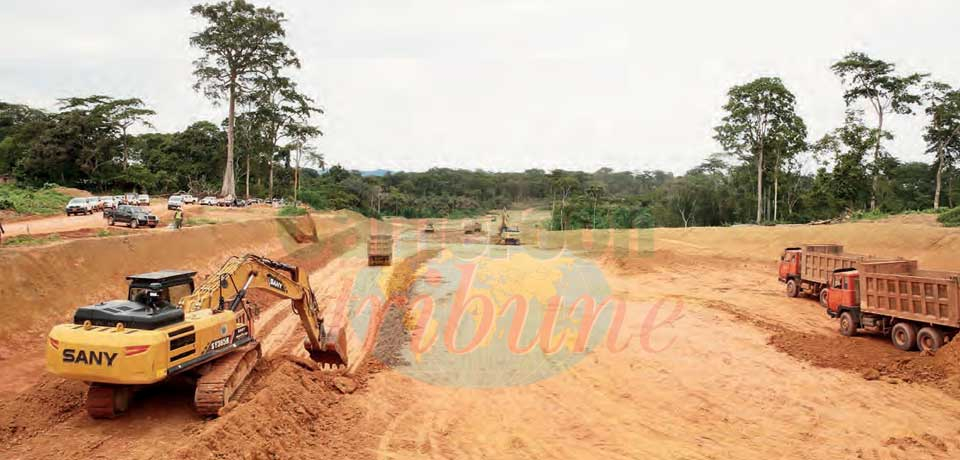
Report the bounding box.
[46,254,348,418]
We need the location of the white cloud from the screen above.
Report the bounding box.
[2,0,958,173]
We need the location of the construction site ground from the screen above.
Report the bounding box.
[2,208,960,459]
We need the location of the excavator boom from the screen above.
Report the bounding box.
[179,254,348,368]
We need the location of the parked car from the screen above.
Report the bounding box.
[200,196,218,206]
[100,197,117,209]
[167,195,183,210]
[65,197,94,216]
[105,205,159,228]
[181,194,197,204]
[85,197,103,211]
[124,193,138,205]
[137,194,150,206]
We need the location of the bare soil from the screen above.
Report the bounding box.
[4,214,960,459]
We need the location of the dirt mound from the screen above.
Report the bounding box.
[52,187,91,198]
[0,376,86,449]
[172,357,380,460]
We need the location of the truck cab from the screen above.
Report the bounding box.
[778,247,802,281]
[824,269,860,315]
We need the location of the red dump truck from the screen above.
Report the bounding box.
[824,260,960,352]
[778,244,893,306]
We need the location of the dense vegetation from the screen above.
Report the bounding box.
[0,184,72,215]
[3,1,960,230]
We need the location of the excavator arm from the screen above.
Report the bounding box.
[178,254,348,367]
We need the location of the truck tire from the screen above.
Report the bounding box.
[917,327,945,353]
[786,280,799,298]
[891,322,917,351]
[107,217,115,226]
[819,289,829,307]
[130,219,139,229]
[839,311,858,337]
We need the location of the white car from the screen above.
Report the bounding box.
[137,194,150,206]
[200,196,217,206]
[167,195,184,210]
[65,197,94,216]
[181,194,197,204]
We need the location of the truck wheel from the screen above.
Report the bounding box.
[891,322,918,351]
[786,280,799,298]
[819,289,829,307]
[107,217,115,226]
[130,219,139,229]
[917,327,945,353]
[839,312,857,337]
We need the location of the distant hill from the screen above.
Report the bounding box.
[359,169,392,177]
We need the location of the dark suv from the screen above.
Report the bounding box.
[105,205,159,228]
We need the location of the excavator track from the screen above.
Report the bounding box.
[86,383,133,419]
[194,342,262,417]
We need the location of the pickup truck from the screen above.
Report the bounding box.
[65,197,94,216]
[105,205,159,228]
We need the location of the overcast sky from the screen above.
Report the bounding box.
[2,0,958,174]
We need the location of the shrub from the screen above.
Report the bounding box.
[0,184,72,215]
[278,205,308,217]
[937,207,960,227]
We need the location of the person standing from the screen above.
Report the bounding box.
[174,208,183,230]
[0,220,5,245]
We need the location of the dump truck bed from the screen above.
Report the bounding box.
[367,234,393,266]
[801,244,867,285]
[859,260,960,328]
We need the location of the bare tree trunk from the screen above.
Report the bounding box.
[293,146,301,205]
[756,146,764,224]
[268,160,274,199]
[773,170,779,222]
[121,126,129,171]
[245,154,251,199]
[221,80,237,198]
[870,111,884,211]
[935,146,945,210]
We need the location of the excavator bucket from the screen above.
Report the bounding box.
[304,323,349,369]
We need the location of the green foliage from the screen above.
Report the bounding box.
[714,77,807,224]
[190,0,302,197]
[96,229,111,237]
[0,184,71,215]
[1,234,61,247]
[277,205,307,216]
[185,217,218,226]
[937,207,960,227]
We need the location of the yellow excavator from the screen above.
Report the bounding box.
[46,254,348,418]
[495,210,521,245]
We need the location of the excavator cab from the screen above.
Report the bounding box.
[73,270,197,330]
[778,248,801,281]
[825,269,860,314]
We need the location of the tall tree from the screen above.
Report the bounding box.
[923,81,960,209]
[287,123,323,205]
[190,0,299,198]
[831,52,925,210]
[246,76,322,198]
[714,77,806,224]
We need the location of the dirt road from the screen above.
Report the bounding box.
[3,216,960,459]
[2,202,282,240]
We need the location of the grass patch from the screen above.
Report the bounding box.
[278,205,308,217]
[937,207,960,227]
[1,234,62,247]
[0,184,72,215]
[185,217,218,226]
[96,229,111,237]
